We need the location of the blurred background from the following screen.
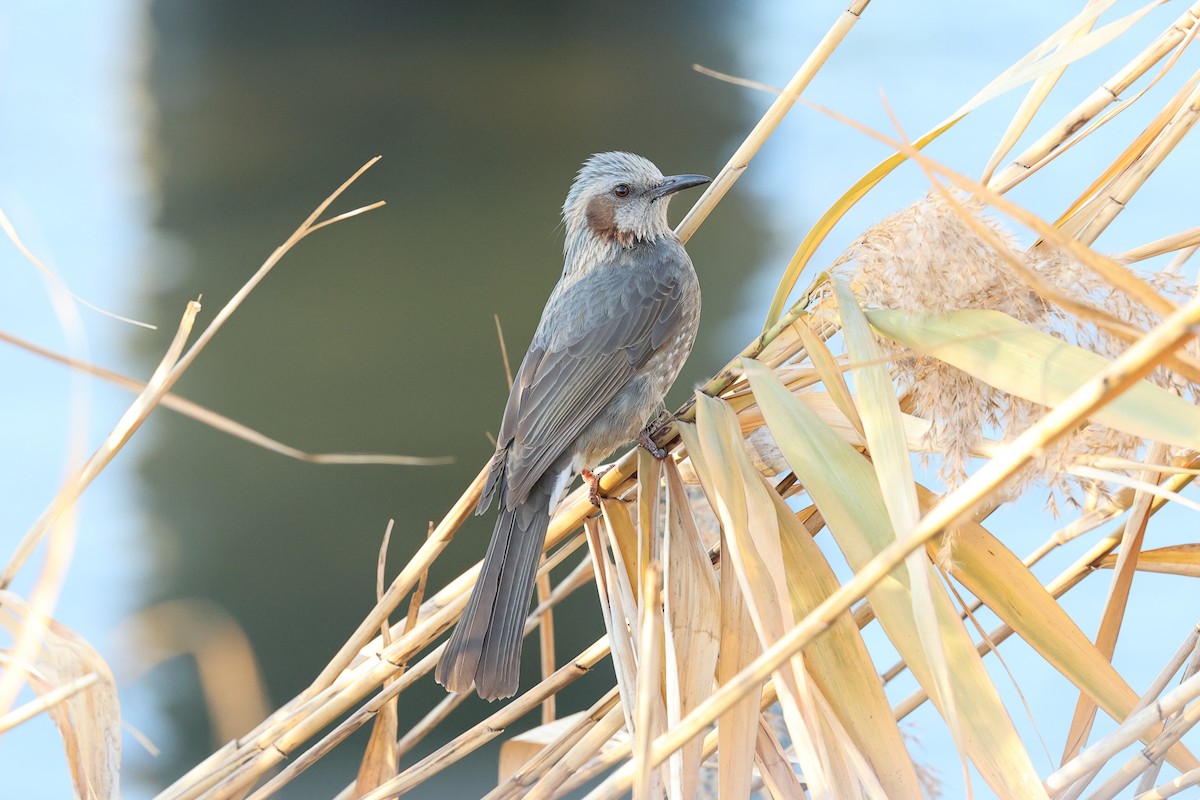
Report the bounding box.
[3,1,1199,797]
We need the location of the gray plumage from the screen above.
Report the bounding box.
[436,152,708,700]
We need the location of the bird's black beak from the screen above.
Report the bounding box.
[652,173,711,200]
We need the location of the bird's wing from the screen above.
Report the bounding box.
[488,265,689,509]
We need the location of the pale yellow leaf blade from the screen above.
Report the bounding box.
[677,422,765,800]
[0,591,121,800]
[920,490,1199,772]
[744,359,1046,799]
[868,308,1200,450]
[1095,544,1200,577]
[662,459,721,800]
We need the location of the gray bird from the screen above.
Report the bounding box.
[436,152,709,700]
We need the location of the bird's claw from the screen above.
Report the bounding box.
[582,466,613,507]
[637,418,672,460]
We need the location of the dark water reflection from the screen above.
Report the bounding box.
[138,2,767,795]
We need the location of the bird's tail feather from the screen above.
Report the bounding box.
[436,485,552,700]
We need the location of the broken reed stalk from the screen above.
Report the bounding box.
[584,284,1200,800]
[0,299,200,720]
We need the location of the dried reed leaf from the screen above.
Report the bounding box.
[676,424,760,800]
[914,486,1199,772]
[690,398,845,797]
[743,359,1046,798]
[868,309,1200,450]
[1063,442,1168,763]
[584,517,639,737]
[1095,544,1200,577]
[837,281,966,791]
[764,0,1157,330]
[794,316,863,436]
[737,392,934,455]
[753,716,806,799]
[980,0,1111,183]
[662,460,720,800]
[772,472,922,796]
[633,564,665,800]
[0,591,120,800]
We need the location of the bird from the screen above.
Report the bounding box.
[435,152,710,700]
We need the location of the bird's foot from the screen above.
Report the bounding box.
[637,416,673,460]
[582,466,614,507]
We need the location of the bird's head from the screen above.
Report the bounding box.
[562,152,709,256]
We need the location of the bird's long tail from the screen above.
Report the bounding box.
[435,480,553,700]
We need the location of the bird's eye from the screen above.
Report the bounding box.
[613,184,630,198]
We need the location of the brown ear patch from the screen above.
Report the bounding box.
[585,195,634,246]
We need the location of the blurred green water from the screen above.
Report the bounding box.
[136,2,767,796]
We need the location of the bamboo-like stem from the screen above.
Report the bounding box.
[536,568,556,725]
[486,687,622,800]
[358,638,611,800]
[1135,646,1200,794]
[1063,443,1170,764]
[525,703,627,800]
[673,0,871,244]
[0,672,99,734]
[241,541,591,800]
[891,461,1198,720]
[989,1,1200,192]
[1114,226,1200,264]
[1071,73,1200,247]
[1046,671,1200,793]
[584,278,1200,800]
[1088,701,1200,800]
[0,299,199,720]
[1136,766,1200,799]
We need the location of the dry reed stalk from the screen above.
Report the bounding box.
[586,282,1200,800]
[1063,442,1171,763]
[1118,226,1200,263]
[242,538,591,800]
[0,330,449,466]
[0,672,99,735]
[890,459,1199,720]
[523,703,626,800]
[632,564,665,800]
[357,638,610,800]
[487,687,621,800]
[1060,623,1200,799]
[1047,671,1200,794]
[979,0,1108,184]
[1067,71,1200,246]
[0,298,199,728]
[673,0,871,243]
[988,1,1200,193]
[1138,767,1200,799]
[167,269,823,800]
[535,568,556,725]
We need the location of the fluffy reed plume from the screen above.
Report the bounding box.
[835,191,1195,507]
